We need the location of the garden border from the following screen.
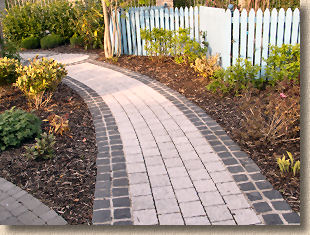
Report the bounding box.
[63,76,133,225]
[85,57,300,225]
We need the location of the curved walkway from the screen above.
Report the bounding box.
[0,178,67,225]
[19,52,300,225]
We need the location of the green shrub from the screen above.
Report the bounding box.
[40,34,64,49]
[15,57,67,109]
[0,107,41,151]
[24,132,56,160]
[1,1,76,43]
[0,38,21,60]
[71,0,104,49]
[70,34,83,47]
[21,36,40,49]
[141,28,208,64]
[206,58,261,95]
[277,151,300,177]
[264,44,300,86]
[0,57,21,86]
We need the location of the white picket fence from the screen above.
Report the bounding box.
[114,6,300,69]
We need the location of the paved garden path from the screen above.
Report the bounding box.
[18,52,300,226]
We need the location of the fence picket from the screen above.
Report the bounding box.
[126,11,132,55]
[255,9,263,68]
[240,9,247,59]
[247,9,255,64]
[175,7,179,31]
[291,8,299,44]
[150,9,155,31]
[180,7,184,29]
[155,8,160,28]
[130,10,137,55]
[135,10,142,55]
[140,10,146,56]
[189,6,194,39]
[184,7,189,29]
[277,8,285,46]
[222,10,232,69]
[284,8,292,44]
[165,7,169,30]
[194,6,199,41]
[270,9,278,46]
[232,9,240,65]
[121,10,128,54]
[160,8,164,28]
[170,8,174,31]
[261,8,270,73]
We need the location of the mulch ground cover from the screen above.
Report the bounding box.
[98,54,300,212]
[0,83,97,224]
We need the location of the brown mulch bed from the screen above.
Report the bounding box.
[98,54,300,212]
[0,83,97,225]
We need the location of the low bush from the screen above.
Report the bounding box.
[264,44,300,86]
[71,0,104,49]
[0,57,21,86]
[141,28,208,64]
[15,57,67,109]
[206,58,261,95]
[0,107,41,151]
[45,113,70,136]
[21,36,40,49]
[0,38,21,60]
[70,34,83,48]
[235,80,300,149]
[24,132,56,160]
[1,1,76,43]
[277,151,300,177]
[40,34,64,49]
[191,54,221,78]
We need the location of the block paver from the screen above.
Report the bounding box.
[18,52,299,225]
[0,177,67,225]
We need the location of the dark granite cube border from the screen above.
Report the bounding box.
[63,77,132,225]
[87,57,300,225]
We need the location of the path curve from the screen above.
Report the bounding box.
[0,177,67,225]
[19,52,300,225]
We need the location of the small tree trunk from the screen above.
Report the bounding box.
[101,0,113,58]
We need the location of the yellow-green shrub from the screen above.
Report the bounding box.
[191,54,221,78]
[15,57,67,109]
[0,57,21,86]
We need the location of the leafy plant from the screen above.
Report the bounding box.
[236,80,300,148]
[40,34,64,49]
[21,36,40,49]
[45,113,69,136]
[0,107,41,151]
[277,151,300,177]
[206,58,261,95]
[141,28,208,64]
[1,1,76,43]
[15,57,67,109]
[70,34,83,48]
[0,57,21,86]
[71,0,104,49]
[191,54,221,78]
[24,132,56,160]
[0,38,21,60]
[264,44,300,86]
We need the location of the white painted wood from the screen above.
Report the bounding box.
[184,7,189,29]
[277,8,285,46]
[150,9,155,31]
[135,10,142,55]
[126,10,132,55]
[189,6,194,39]
[254,9,263,67]
[180,7,184,29]
[155,8,160,29]
[175,7,180,32]
[270,8,278,46]
[247,9,255,64]
[284,8,293,44]
[160,8,164,29]
[170,7,174,31]
[165,7,169,30]
[261,8,271,73]
[194,6,199,42]
[232,8,240,65]
[291,8,300,44]
[121,10,128,54]
[140,10,146,56]
[240,9,247,59]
